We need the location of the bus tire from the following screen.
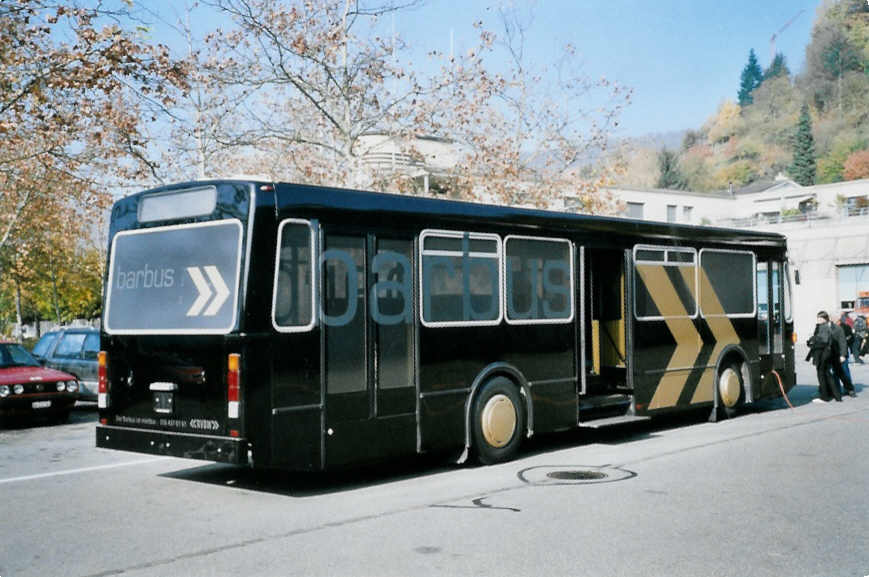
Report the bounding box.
[717,362,744,419]
[471,377,525,465]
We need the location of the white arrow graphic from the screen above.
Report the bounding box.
[203,265,230,316]
[186,267,212,317]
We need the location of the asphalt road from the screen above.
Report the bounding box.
[1,363,868,577]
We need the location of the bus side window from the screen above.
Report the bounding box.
[698,250,755,318]
[504,236,573,324]
[273,220,315,331]
[420,230,501,327]
[633,246,697,320]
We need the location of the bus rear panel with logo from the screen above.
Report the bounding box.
[98,183,263,465]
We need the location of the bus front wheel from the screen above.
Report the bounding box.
[717,362,745,419]
[472,377,525,465]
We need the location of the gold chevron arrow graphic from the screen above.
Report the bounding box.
[693,268,740,403]
[636,264,703,410]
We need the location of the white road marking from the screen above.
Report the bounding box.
[0,457,171,485]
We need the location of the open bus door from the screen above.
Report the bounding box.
[578,247,636,424]
[756,260,793,397]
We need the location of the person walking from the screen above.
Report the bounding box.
[807,311,840,403]
[832,314,857,398]
[853,314,867,363]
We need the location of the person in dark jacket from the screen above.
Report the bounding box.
[854,314,867,363]
[832,315,857,398]
[807,311,840,403]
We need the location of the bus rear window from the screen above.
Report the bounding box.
[139,186,217,223]
[104,219,243,334]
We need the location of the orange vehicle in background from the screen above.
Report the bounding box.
[857,291,869,316]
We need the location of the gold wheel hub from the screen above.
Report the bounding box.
[718,367,742,408]
[481,394,517,448]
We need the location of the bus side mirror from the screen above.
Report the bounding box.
[794,269,800,285]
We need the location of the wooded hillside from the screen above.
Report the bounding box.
[616,0,869,191]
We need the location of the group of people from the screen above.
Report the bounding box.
[806,310,863,402]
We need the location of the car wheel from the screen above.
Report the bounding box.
[472,377,525,465]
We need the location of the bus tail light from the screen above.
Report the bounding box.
[98,351,109,409]
[227,353,240,419]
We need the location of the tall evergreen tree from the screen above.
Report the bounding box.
[789,104,816,185]
[737,49,764,106]
[656,149,687,190]
[763,52,790,80]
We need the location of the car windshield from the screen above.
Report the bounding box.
[32,332,58,357]
[0,343,40,368]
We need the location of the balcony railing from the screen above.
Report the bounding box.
[723,207,869,228]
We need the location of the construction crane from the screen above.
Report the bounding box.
[770,9,805,64]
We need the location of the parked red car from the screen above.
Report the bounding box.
[0,341,79,425]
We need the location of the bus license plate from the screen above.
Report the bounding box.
[32,400,52,409]
[153,392,174,415]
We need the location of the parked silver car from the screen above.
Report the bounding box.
[31,328,99,401]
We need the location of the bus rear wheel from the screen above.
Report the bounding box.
[472,377,525,465]
[717,362,744,419]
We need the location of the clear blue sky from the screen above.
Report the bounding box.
[144,0,821,138]
[395,0,820,137]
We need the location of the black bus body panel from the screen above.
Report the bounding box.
[99,180,794,472]
[96,424,247,464]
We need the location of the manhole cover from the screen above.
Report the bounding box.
[546,470,608,481]
[518,465,636,485]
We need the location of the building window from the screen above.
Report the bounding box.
[837,264,869,310]
[683,206,693,222]
[666,205,677,223]
[626,202,644,219]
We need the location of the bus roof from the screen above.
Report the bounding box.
[129,179,788,249]
[272,181,787,249]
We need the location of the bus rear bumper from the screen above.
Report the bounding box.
[96,425,248,465]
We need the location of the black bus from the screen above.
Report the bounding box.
[96,180,796,470]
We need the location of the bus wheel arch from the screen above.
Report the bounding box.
[463,365,532,465]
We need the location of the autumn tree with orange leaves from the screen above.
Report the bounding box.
[1,0,630,331]
[0,1,187,331]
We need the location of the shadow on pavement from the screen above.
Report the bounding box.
[156,379,833,497]
[157,400,787,496]
[159,455,460,498]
